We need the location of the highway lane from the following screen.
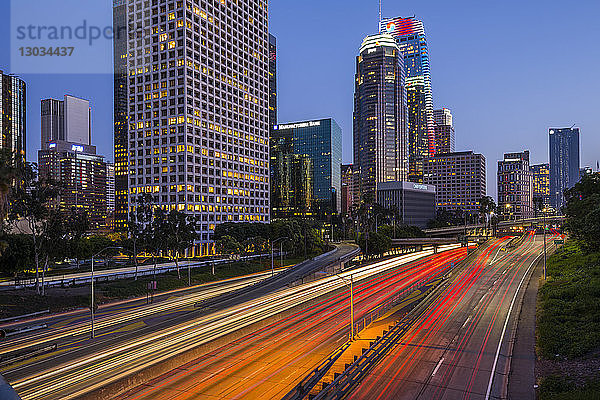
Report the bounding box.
[348,233,557,400]
[116,247,470,400]
[5,245,456,400]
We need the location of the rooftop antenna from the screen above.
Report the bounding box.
[379,0,382,31]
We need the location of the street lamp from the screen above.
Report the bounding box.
[91,246,122,339]
[542,207,547,280]
[271,237,289,277]
[332,273,355,341]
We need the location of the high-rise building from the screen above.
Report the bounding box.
[41,95,91,148]
[353,34,408,203]
[531,163,551,212]
[0,71,26,162]
[497,151,533,221]
[38,142,108,229]
[106,162,116,215]
[269,34,277,132]
[340,164,356,215]
[377,181,436,229]
[433,108,455,154]
[423,151,486,217]
[549,127,580,210]
[271,119,342,218]
[380,16,435,182]
[113,0,270,255]
[39,95,108,229]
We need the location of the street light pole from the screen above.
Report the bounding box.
[271,237,289,277]
[543,208,547,280]
[333,273,355,341]
[90,246,122,339]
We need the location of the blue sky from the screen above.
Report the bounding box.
[1,0,599,199]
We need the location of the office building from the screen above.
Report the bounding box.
[0,71,26,162]
[497,151,533,220]
[269,34,277,133]
[38,141,108,229]
[381,16,435,182]
[531,163,551,212]
[423,151,486,217]
[549,127,580,210]
[433,108,455,154]
[41,95,91,147]
[341,164,357,215]
[113,0,271,255]
[353,34,408,204]
[271,119,342,218]
[377,181,436,229]
[106,162,116,215]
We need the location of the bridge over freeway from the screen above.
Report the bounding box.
[424,216,565,237]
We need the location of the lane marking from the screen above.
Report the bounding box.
[431,357,444,377]
[484,250,544,400]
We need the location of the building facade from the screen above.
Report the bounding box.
[423,151,486,217]
[497,150,533,220]
[340,163,356,216]
[0,71,26,163]
[377,181,436,229]
[41,95,91,147]
[549,127,580,210]
[113,0,271,254]
[531,163,551,212]
[269,34,277,133]
[433,108,455,154]
[353,34,408,204]
[380,16,435,182]
[271,119,342,219]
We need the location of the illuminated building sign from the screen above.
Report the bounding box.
[276,121,322,130]
[413,183,429,191]
[71,144,84,152]
[49,143,57,148]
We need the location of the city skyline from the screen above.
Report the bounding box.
[0,1,598,200]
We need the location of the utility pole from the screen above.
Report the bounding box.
[543,209,547,280]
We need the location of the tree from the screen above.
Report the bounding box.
[65,208,90,268]
[216,235,243,259]
[159,209,199,285]
[479,196,497,234]
[127,193,154,280]
[8,163,59,294]
[0,234,34,277]
[40,210,69,294]
[563,173,600,252]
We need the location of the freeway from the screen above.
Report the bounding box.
[116,246,469,400]
[3,244,453,399]
[345,232,558,400]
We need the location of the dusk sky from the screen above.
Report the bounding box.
[1,0,599,199]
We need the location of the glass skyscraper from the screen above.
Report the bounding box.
[353,34,408,204]
[380,16,435,183]
[271,119,342,218]
[549,127,580,210]
[0,70,26,163]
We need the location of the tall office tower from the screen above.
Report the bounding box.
[433,108,455,154]
[268,34,277,131]
[41,95,91,148]
[497,150,534,221]
[113,0,271,255]
[271,119,342,219]
[340,164,356,215]
[0,71,26,162]
[353,34,408,203]
[531,163,551,212]
[106,162,116,215]
[113,0,129,231]
[549,127,580,210]
[423,151,486,217]
[381,16,435,182]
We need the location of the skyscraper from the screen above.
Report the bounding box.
[380,16,435,182]
[269,34,277,132]
[113,0,270,255]
[0,71,26,162]
[353,33,408,203]
[424,151,486,217]
[433,108,455,154]
[41,95,91,148]
[549,127,580,210]
[531,163,551,212]
[497,151,533,221]
[271,119,342,218]
[340,164,356,215]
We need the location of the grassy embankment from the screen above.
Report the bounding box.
[537,240,600,399]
